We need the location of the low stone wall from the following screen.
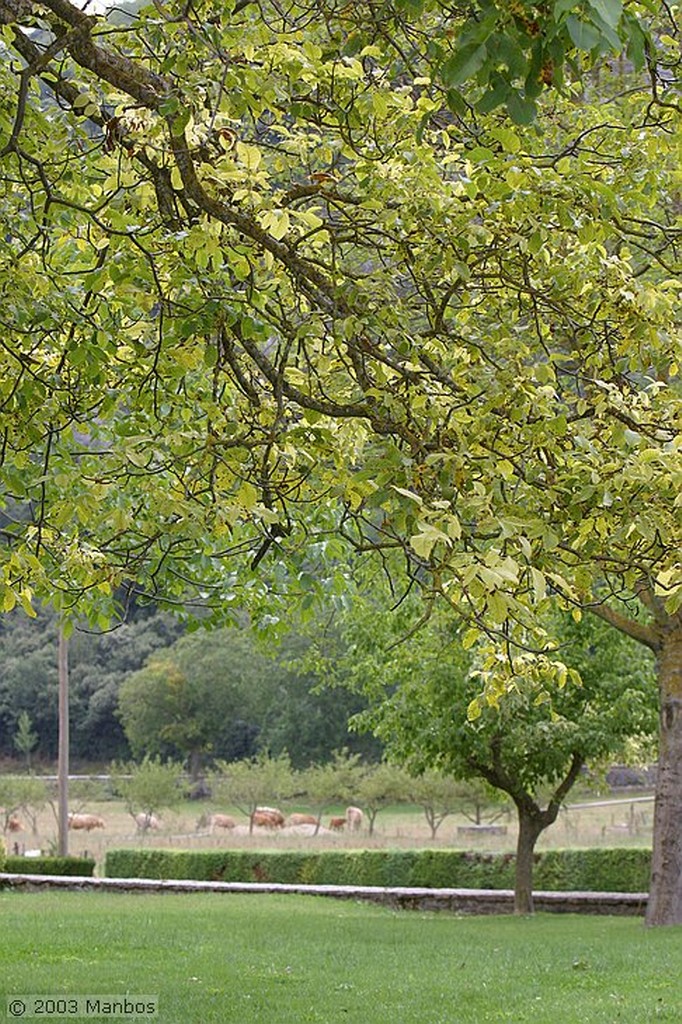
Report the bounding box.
[0,872,648,915]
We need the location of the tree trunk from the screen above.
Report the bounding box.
[57,627,69,858]
[188,749,203,784]
[514,808,545,914]
[646,623,682,926]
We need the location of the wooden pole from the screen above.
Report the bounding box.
[57,626,69,856]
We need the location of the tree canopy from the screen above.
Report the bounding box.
[0,0,677,624]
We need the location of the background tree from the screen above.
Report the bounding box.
[408,773,503,839]
[117,628,273,779]
[0,606,378,767]
[0,775,48,836]
[259,633,382,769]
[13,710,37,771]
[299,750,366,833]
[455,779,510,827]
[344,601,658,912]
[112,756,182,831]
[0,604,184,762]
[355,763,412,837]
[210,753,296,833]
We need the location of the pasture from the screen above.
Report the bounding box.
[6,792,655,874]
[0,891,680,1023]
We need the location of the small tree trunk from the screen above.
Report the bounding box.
[514,808,545,914]
[188,749,203,784]
[646,624,682,926]
[57,627,69,858]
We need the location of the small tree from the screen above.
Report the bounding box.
[112,757,182,833]
[355,763,411,837]
[456,779,510,827]
[210,753,295,834]
[13,711,38,772]
[299,751,365,834]
[354,605,658,913]
[409,773,474,840]
[0,776,48,836]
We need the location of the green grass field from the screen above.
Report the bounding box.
[1,891,680,1023]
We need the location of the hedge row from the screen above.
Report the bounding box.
[3,856,96,877]
[105,848,651,892]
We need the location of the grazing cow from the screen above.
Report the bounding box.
[287,813,319,827]
[210,813,236,832]
[68,813,105,831]
[346,806,363,832]
[135,812,160,832]
[329,817,346,831]
[251,808,285,829]
[256,805,284,818]
[7,815,23,833]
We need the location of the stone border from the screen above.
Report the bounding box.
[0,873,648,915]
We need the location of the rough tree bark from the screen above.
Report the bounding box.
[514,806,549,915]
[592,603,682,926]
[645,624,682,926]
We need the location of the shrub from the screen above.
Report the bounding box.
[105,847,651,891]
[534,849,650,892]
[3,856,96,877]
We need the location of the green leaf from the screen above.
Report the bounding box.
[625,16,647,68]
[395,0,424,15]
[566,16,602,50]
[446,89,469,116]
[441,44,487,88]
[506,92,537,125]
[170,106,191,137]
[491,128,522,154]
[587,0,623,30]
[467,697,482,721]
[476,81,511,114]
[20,587,37,618]
[553,0,579,21]
[390,485,424,504]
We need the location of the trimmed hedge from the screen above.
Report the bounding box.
[3,856,96,877]
[105,847,651,892]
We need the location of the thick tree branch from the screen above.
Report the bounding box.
[588,602,662,653]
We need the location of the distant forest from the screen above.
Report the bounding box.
[0,603,381,771]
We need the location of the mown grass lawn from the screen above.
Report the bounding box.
[0,891,680,1023]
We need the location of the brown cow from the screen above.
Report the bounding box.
[68,813,105,831]
[287,813,319,827]
[329,817,346,831]
[251,808,285,829]
[7,815,23,833]
[210,813,237,832]
[346,806,363,832]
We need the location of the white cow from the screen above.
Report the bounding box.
[135,812,160,832]
[346,806,363,832]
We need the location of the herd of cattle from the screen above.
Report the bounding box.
[210,805,364,833]
[2,806,364,835]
